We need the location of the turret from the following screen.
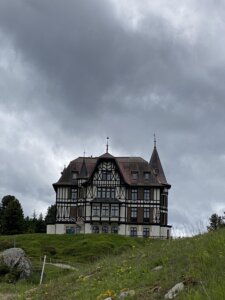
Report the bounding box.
[149,135,168,185]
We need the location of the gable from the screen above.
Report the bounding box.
[91,160,124,186]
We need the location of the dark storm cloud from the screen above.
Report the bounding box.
[0,0,225,230]
[0,0,192,119]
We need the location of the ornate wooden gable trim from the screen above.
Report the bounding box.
[83,154,128,187]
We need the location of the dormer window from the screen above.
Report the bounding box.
[131,172,138,180]
[144,172,150,180]
[72,172,78,180]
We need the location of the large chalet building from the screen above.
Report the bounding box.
[47,142,171,238]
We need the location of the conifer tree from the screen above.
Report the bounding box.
[207,213,224,231]
[45,204,56,224]
[35,213,46,233]
[1,196,24,234]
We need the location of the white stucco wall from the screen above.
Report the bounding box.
[85,223,92,234]
[47,224,56,234]
[120,206,126,222]
[160,226,171,238]
[48,222,171,238]
[151,225,160,237]
[118,224,126,235]
[56,224,65,234]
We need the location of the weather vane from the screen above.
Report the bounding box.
[154,133,156,148]
[106,137,109,153]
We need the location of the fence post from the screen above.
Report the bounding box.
[40,255,47,285]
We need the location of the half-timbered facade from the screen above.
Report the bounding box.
[47,144,172,238]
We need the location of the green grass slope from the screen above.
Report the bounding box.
[0,233,144,264]
[1,230,225,299]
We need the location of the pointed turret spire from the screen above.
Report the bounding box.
[79,157,88,178]
[149,137,167,184]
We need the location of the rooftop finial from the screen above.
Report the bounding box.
[154,133,156,148]
[106,137,109,153]
[83,150,86,157]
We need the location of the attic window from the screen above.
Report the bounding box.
[72,172,78,180]
[131,172,138,180]
[144,172,150,180]
[102,171,112,181]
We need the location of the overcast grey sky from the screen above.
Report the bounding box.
[0,0,225,235]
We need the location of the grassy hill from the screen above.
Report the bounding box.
[1,230,225,299]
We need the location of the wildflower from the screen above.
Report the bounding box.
[96,289,116,300]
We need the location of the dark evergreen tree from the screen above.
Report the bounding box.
[0,203,3,233]
[207,213,224,231]
[2,195,16,208]
[45,204,56,224]
[24,216,36,233]
[32,210,37,220]
[24,216,32,233]
[1,197,24,234]
[35,213,46,233]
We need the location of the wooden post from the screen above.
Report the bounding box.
[40,255,46,285]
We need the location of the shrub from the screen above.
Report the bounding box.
[0,258,10,276]
[113,245,130,255]
[42,246,57,256]
[62,248,76,256]
[4,269,21,283]
[0,240,12,251]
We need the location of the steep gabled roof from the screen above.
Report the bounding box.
[149,146,167,184]
[115,157,159,185]
[53,149,170,188]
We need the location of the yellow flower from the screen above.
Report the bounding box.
[96,289,116,300]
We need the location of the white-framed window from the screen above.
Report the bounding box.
[97,187,101,198]
[57,187,68,200]
[102,206,109,216]
[72,172,78,180]
[111,226,118,234]
[97,187,115,198]
[144,189,150,201]
[131,189,138,201]
[111,206,119,217]
[144,172,150,180]
[143,228,149,237]
[131,172,138,180]
[106,188,115,198]
[92,206,100,216]
[102,225,108,233]
[102,188,106,198]
[154,189,160,201]
[153,207,160,223]
[92,225,99,233]
[130,227,137,237]
[131,207,137,218]
[71,188,78,201]
[111,188,115,198]
[144,208,150,220]
[102,171,112,181]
